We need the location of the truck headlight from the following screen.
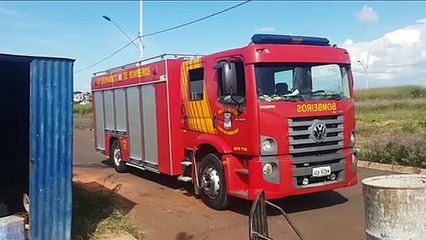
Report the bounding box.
[261,138,276,154]
[350,132,356,146]
[262,162,277,176]
[262,139,272,151]
[352,148,359,165]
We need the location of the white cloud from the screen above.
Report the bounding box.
[255,27,275,33]
[383,28,420,45]
[356,4,379,23]
[342,19,426,88]
[343,39,354,45]
[416,19,426,24]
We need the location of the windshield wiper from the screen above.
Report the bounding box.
[259,94,302,102]
[312,91,343,100]
[283,89,304,101]
[287,95,304,101]
[325,94,342,100]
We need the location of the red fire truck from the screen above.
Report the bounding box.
[91,34,358,210]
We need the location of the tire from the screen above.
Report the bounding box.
[22,193,30,213]
[110,139,128,173]
[199,153,229,210]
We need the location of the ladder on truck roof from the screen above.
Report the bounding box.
[92,53,204,76]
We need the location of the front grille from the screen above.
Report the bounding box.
[288,115,345,188]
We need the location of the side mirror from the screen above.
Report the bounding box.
[221,62,238,95]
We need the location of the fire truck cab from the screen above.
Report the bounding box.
[91,34,358,210]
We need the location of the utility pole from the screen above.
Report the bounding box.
[365,51,369,89]
[357,51,370,89]
[139,0,144,61]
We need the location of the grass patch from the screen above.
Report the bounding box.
[358,134,426,168]
[74,104,92,116]
[72,182,142,240]
[355,107,426,138]
[355,86,426,168]
[73,104,93,130]
[355,85,426,101]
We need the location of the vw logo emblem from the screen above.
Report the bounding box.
[310,121,327,142]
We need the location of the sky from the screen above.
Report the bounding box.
[1,1,426,91]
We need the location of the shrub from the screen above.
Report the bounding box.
[358,136,426,168]
[74,104,92,115]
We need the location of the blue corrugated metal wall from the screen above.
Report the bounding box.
[30,58,74,240]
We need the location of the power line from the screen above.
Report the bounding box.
[103,15,140,51]
[74,36,139,74]
[352,63,426,76]
[74,0,252,75]
[386,62,426,68]
[361,62,426,70]
[142,0,252,38]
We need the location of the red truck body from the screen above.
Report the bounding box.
[91,34,358,209]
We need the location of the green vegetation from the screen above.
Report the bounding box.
[74,104,93,130]
[354,85,426,101]
[74,104,92,115]
[355,86,426,168]
[72,183,143,240]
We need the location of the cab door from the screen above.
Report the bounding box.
[213,57,254,155]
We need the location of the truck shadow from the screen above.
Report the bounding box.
[73,162,112,169]
[229,190,349,216]
[100,159,195,195]
[99,158,348,216]
[71,181,140,239]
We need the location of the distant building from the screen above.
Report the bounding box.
[73,91,91,104]
[73,91,83,103]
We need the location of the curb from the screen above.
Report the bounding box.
[358,160,426,174]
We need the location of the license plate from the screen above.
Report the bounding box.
[312,166,331,177]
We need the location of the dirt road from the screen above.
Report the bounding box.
[73,129,392,240]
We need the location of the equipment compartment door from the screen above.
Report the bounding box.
[141,84,159,164]
[127,86,143,160]
[93,91,105,150]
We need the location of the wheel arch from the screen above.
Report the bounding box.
[195,134,232,157]
[196,144,219,163]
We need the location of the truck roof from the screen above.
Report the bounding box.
[204,34,351,65]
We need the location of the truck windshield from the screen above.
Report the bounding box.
[255,63,351,102]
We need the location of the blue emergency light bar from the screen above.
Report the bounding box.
[251,34,330,46]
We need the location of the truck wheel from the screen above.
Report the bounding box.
[199,153,229,210]
[111,139,128,173]
[23,193,30,213]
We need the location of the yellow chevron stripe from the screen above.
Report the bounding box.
[201,99,215,134]
[196,100,208,133]
[185,60,198,132]
[202,80,216,134]
[188,102,196,131]
[193,102,203,132]
[181,62,195,131]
